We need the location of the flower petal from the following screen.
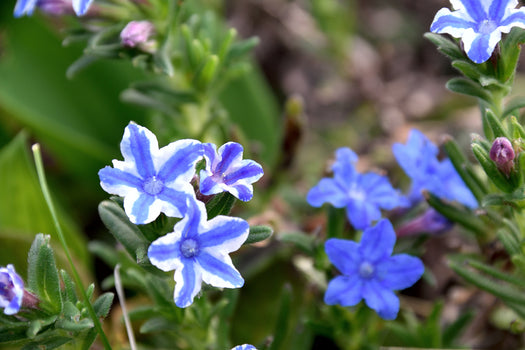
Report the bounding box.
[229,183,254,202]
[324,275,363,306]
[157,139,202,183]
[307,178,348,208]
[216,142,244,174]
[98,166,143,195]
[362,280,400,320]
[198,251,244,288]
[325,239,360,274]
[156,186,195,219]
[430,8,476,36]
[120,123,157,180]
[346,198,381,230]
[499,9,525,31]
[463,29,500,64]
[489,0,517,22]
[148,232,183,272]
[450,0,487,22]
[125,193,157,224]
[199,216,249,251]
[358,220,396,262]
[332,147,359,185]
[224,161,264,186]
[174,260,203,308]
[13,0,38,17]
[378,254,424,291]
[72,0,94,16]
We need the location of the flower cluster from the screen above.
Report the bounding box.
[430,0,525,63]
[14,0,92,17]
[0,265,25,315]
[99,123,263,307]
[324,220,424,320]
[307,147,408,230]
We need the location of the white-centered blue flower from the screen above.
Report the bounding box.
[430,0,525,63]
[99,123,203,224]
[199,142,264,201]
[14,0,93,17]
[148,198,249,308]
[0,265,24,315]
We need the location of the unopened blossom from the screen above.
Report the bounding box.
[120,21,155,48]
[148,198,249,308]
[98,123,203,224]
[307,147,408,230]
[490,136,515,176]
[14,0,92,16]
[324,220,424,320]
[199,142,264,202]
[431,0,525,63]
[396,208,453,237]
[0,265,24,315]
[393,129,477,208]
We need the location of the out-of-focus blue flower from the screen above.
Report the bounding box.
[396,208,454,237]
[393,129,477,208]
[0,265,24,315]
[324,220,424,320]
[199,142,264,202]
[121,21,155,48]
[99,123,203,224]
[14,0,93,17]
[430,0,525,63]
[307,148,408,230]
[231,345,257,350]
[148,198,249,308]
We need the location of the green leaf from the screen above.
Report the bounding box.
[55,317,94,332]
[442,310,474,347]
[423,33,465,60]
[499,27,525,82]
[446,77,492,101]
[93,293,114,318]
[244,225,273,245]
[98,200,150,261]
[60,270,78,304]
[205,192,236,219]
[140,317,174,334]
[27,234,63,314]
[268,285,292,350]
[451,60,482,82]
[484,109,511,139]
[503,97,525,119]
[279,232,316,255]
[21,336,72,350]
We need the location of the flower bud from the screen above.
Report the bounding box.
[490,137,515,176]
[37,0,74,16]
[120,21,155,48]
[396,208,453,237]
[0,265,24,315]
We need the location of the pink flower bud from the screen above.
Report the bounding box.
[120,21,155,48]
[490,137,515,176]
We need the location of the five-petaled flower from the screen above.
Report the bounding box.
[307,147,408,230]
[14,0,93,17]
[430,0,525,63]
[0,265,24,315]
[98,123,203,224]
[392,129,477,208]
[199,142,264,202]
[147,198,249,308]
[324,219,424,320]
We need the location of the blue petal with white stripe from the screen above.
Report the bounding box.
[431,0,525,63]
[99,122,203,224]
[199,142,264,201]
[148,198,249,308]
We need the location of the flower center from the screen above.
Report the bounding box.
[143,176,164,195]
[359,261,375,279]
[348,186,366,202]
[478,19,497,35]
[180,238,199,258]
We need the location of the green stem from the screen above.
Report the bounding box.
[32,144,112,350]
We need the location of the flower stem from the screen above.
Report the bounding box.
[32,144,112,350]
[114,264,137,350]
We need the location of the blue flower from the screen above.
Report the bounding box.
[14,0,93,17]
[99,123,203,224]
[148,198,249,308]
[307,148,408,230]
[392,129,477,208]
[324,220,424,320]
[0,265,24,315]
[199,142,264,202]
[430,0,525,63]
[231,345,257,350]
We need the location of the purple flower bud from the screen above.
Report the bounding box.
[36,0,74,15]
[120,21,155,48]
[397,208,453,237]
[490,137,515,176]
[0,265,24,315]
